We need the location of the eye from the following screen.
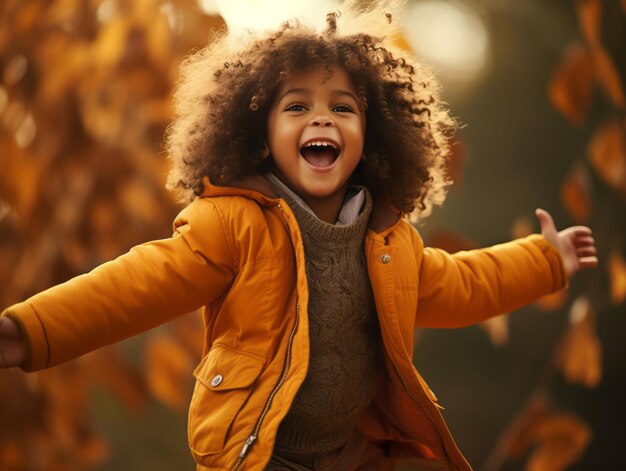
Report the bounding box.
[285,103,307,112]
[332,104,355,113]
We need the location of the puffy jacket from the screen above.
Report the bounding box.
[2,176,567,470]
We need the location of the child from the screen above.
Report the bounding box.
[0,1,597,470]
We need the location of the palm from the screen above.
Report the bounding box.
[0,317,25,368]
[535,209,598,277]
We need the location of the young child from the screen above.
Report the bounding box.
[0,2,597,470]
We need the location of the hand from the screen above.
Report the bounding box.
[535,208,598,277]
[0,317,26,368]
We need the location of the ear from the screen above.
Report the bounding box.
[262,143,271,159]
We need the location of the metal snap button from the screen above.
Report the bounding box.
[381,254,391,264]
[210,374,223,387]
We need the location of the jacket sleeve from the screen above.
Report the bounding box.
[1,198,235,371]
[414,233,567,328]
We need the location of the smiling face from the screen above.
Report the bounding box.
[267,66,366,219]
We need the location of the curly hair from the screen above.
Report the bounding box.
[165,0,457,219]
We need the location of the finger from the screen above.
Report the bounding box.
[575,236,596,247]
[535,208,557,233]
[577,246,597,257]
[579,256,599,270]
[0,317,21,341]
[0,340,25,368]
[568,226,593,235]
[0,317,9,335]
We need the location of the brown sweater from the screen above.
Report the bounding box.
[268,177,382,456]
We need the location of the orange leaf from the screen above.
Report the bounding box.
[549,44,594,127]
[554,297,602,388]
[0,441,21,470]
[427,229,477,253]
[535,288,568,312]
[526,413,592,471]
[81,347,149,414]
[76,435,110,467]
[560,162,592,223]
[587,120,626,195]
[392,31,413,53]
[609,249,626,305]
[144,334,194,412]
[170,312,205,360]
[119,178,164,225]
[480,315,509,347]
[592,45,626,109]
[511,215,534,240]
[500,394,550,457]
[576,0,601,46]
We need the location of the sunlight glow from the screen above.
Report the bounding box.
[198,0,340,36]
[402,0,491,86]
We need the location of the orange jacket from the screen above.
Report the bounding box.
[3,176,567,470]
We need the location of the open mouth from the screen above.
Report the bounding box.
[299,140,340,168]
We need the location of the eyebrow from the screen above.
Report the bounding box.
[278,88,360,104]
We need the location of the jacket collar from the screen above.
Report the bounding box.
[200,175,401,233]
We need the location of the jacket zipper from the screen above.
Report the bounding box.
[233,203,300,470]
[232,302,299,470]
[386,343,469,470]
[369,237,468,470]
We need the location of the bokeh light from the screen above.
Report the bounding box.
[402,0,491,89]
[199,0,341,36]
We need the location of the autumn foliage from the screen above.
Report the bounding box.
[0,0,624,470]
[477,1,625,469]
[0,0,220,468]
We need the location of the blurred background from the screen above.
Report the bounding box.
[0,0,624,469]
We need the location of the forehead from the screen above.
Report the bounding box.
[276,66,357,95]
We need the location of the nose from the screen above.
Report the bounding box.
[310,114,334,127]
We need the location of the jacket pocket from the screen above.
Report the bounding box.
[188,344,265,460]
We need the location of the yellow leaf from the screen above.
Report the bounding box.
[554,298,602,388]
[511,215,534,240]
[81,348,149,414]
[609,250,626,305]
[560,162,592,223]
[145,334,194,412]
[576,0,601,47]
[15,2,42,32]
[500,394,550,457]
[480,315,509,347]
[535,288,568,312]
[526,414,592,471]
[170,312,205,360]
[392,31,413,53]
[94,17,131,67]
[427,229,477,253]
[587,120,626,195]
[119,178,163,224]
[549,44,594,127]
[0,441,21,470]
[592,45,626,110]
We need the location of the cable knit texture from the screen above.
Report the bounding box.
[269,179,383,457]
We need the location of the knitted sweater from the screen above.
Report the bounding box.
[267,175,383,456]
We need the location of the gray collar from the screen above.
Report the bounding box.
[265,173,365,225]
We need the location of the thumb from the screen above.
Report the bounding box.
[0,317,21,340]
[535,208,558,239]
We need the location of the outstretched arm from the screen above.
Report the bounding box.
[0,198,235,371]
[414,209,597,328]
